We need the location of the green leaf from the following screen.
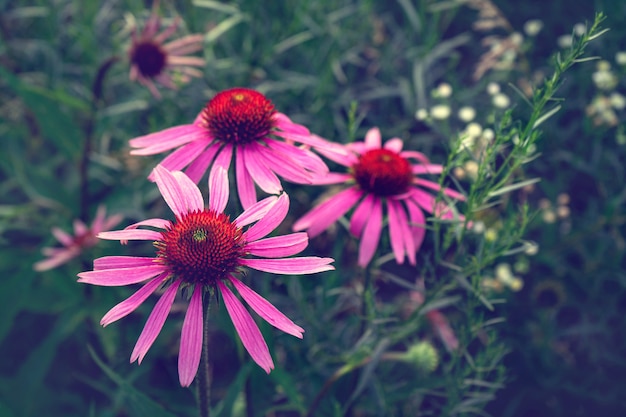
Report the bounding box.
[88,347,179,417]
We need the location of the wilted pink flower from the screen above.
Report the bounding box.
[34,206,123,271]
[78,165,334,387]
[128,0,205,98]
[293,127,465,267]
[129,87,330,208]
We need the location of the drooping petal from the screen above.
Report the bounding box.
[243,193,289,242]
[252,143,312,184]
[357,197,382,267]
[229,277,304,338]
[414,178,466,201]
[235,147,257,209]
[273,113,310,136]
[178,286,203,387]
[209,166,229,214]
[184,142,220,183]
[123,218,171,231]
[245,233,308,258]
[51,227,73,246]
[98,229,163,241]
[172,171,204,212]
[94,256,157,270]
[149,137,211,176]
[411,164,444,175]
[349,194,375,238]
[400,150,431,165]
[152,165,189,218]
[33,249,79,271]
[307,172,352,186]
[405,199,427,252]
[265,138,331,174]
[213,143,233,171]
[100,274,166,326]
[292,187,362,237]
[387,199,406,264]
[242,145,282,194]
[77,264,168,286]
[217,281,274,373]
[234,196,278,228]
[131,279,181,364]
[394,199,417,265]
[239,257,335,274]
[129,125,205,154]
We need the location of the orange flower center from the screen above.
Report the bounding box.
[199,88,277,144]
[130,41,167,78]
[352,149,413,196]
[156,210,245,285]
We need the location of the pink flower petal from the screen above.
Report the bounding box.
[184,142,220,183]
[349,194,375,238]
[239,257,334,274]
[98,229,163,241]
[131,279,181,364]
[209,166,229,213]
[129,125,205,154]
[172,171,204,212]
[178,286,203,387]
[245,233,308,258]
[364,127,382,150]
[213,143,233,171]
[73,219,88,236]
[33,249,79,271]
[235,147,257,209]
[308,172,352,186]
[149,138,211,176]
[412,164,444,175]
[292,187,362,237]
[410,188,437,214]
[217,281,274,373]
[229,277,304,338]
[77,264,168,286]
[124,218,171,231]
[387,199,407,264]
[384,138,404,152]
[405,199,427,252]
[394,199,417,265]
[152,165,189,218]
[234,196,278,228]
[94,256,157,270]
[100,274,166,326]
[243,193,289,242]
[242,145,282,194]
[400,150,430,165]
[251,142,311,184]
[415,178,466,201]
[273,113,310,136]
[358,197,382,267]
[265,138,331,174]
[51,227,73,246]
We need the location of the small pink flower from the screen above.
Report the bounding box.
[128,0,205,98]
[78,165,334,387]
[129,87,330,208]
[34,206,123,272]
[293,127,465,267]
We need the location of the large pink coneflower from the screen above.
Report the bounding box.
[78,165,333,387]
[128,1,205,98]
[129,87,332,209]
[293,127,465,267]
[34,206,123,271]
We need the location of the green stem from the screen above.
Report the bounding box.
[198,291,213,417]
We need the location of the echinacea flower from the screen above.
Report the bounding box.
[34,206,123,271]
[128,0,205,98]
[78,165,334,387]
[129,87,331,208]
[293,127,465,267]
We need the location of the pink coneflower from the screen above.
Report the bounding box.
[78,165,334,387]
[128,0,205,98]
[34,206,123,271]
[129,87,330,208]
[293,127,465,267]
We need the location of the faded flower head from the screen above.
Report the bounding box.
[127,0,205,98]
[129,87,334,209]
[34,206,122,271]
[78,166,333,386]
[294,127,466,267]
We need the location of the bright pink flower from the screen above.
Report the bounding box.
[34,206,123,271]
[293,127,465,267]
[128,0,205,98]
[129,87,330,208]
[78,165,334,387]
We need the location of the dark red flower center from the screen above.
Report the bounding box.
[199,88,277,144]
[131,41,167,78]
[352,149,413,196]
[156,210,245,285]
